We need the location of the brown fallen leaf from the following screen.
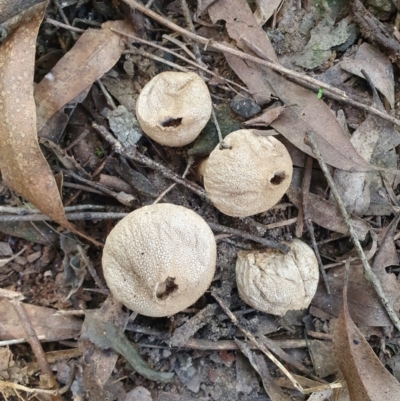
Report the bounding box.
[0,0,43,24]
[333,267,400,400]
[244,105,293,127]
[207,0,373,172]
[0,2,100,245]
[371,214,400,313]
[312,264,392,328]
[0,299,82,342]
[287,184,371,241]
[35,20,134,134]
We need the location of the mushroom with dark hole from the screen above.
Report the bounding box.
[236,239,319,316]
[102,203,217,317]
[136,71,212,147]
[203,129,293,217]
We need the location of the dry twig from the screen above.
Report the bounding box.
[10,299,61,401]
[212,292,342,394]
[304,131,400,331]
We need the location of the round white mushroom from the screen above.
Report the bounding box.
[136,71,212,147]
[203,129,293,217]
[102,203,217,317]
[236,239,319,316]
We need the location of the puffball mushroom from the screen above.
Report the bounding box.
[236,239,319,316]
[136,71,212,147]
[203,129,293,217]
[102,203,216,317]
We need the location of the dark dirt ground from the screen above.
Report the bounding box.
[1,0,400,400]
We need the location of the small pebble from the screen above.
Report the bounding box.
[230,94,261,118]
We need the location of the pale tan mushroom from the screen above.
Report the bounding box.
[203,129,293,217]
[136,71,212,147]
[236,239,319,316]
[102,203,216,317]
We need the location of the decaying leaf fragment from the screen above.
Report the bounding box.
[333,269,400,400]
[35,20,135,133]
[0,2,83,236]
[235,338,291,401]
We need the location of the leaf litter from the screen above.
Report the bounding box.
[333,263,400,401]
[1,0,400,399]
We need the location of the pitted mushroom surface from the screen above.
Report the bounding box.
[236,239,319,316]
[136,71,212,147]
[102,203,217,317]
[203,129,293,217]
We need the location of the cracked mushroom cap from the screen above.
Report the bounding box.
[203,129,293,217]
[136,71,212,147]
[236,239,319,316]
[102,203,217,317]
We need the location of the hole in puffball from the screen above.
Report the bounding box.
[270,171,286,185]
[156,277,178,299]
[160,117,183,127]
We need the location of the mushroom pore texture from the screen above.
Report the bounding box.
[203,129,293,217]
[102,204,217,317]
[236,239,319,316]
[136,71,212,147]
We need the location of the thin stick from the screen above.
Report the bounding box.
[0,212,127,222]
[163,33,197,60]
[263,217,297,230]
[117,29,250,93]
[208,222,289,253]
[125,46,189,72]
[0,335,46,346]
[153,158,193,204]
[304,132,400,331]
[296,156,313,237]
[0,205,105,215]
[211,107,230,149]
[92,123,208,199]
[125,0,400,128]
[77,244,105,289]
[305,219,330,293]
[179,0,204,72]
[45,17,84,33]
[61,169,137,206]
[97,79,117,110]
[212,292,341,394]
[0,212,291,251]
[10,299,61,400]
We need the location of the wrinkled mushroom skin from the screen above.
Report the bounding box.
[204,129,293,217]
[236,239,319,316]
[136,72,212,147]
[102,204,217,317]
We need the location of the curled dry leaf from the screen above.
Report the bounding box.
[244,105,293,127]
[0,2,100,245]
[340,43,394,109]
[35,20,134,134]
[333,270,400,400]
